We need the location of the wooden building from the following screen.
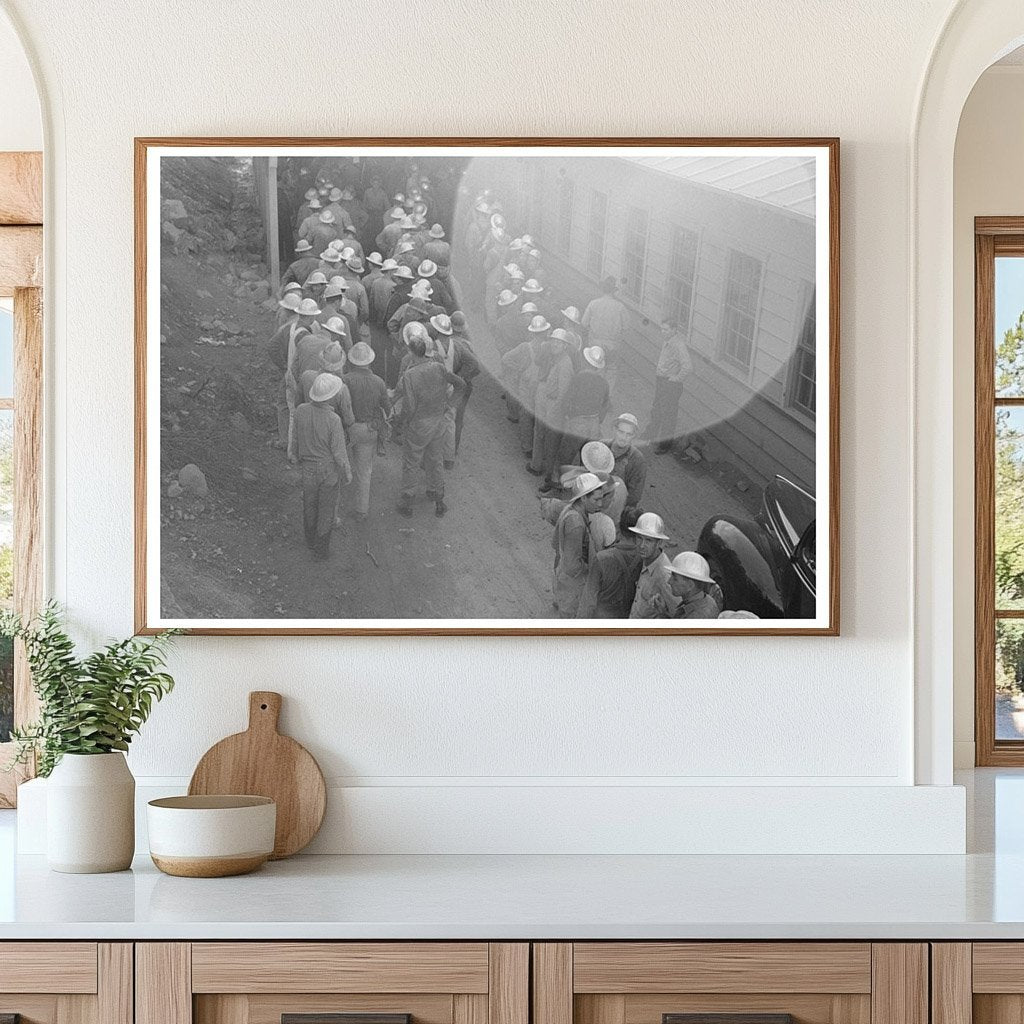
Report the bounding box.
[471,153,819,495]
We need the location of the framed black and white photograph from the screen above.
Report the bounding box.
[135,137,838,635]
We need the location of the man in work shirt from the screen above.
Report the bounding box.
[396,331,466,519]
[343,342,392,519]
[293,373,352,561]
[280,239,321,294]
[627,512,679,618]
[576,507,645,618]
[646,318,694,454]
[602,412,647,509]
[582,276,628,381]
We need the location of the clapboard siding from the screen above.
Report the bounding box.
[480,155,818,491]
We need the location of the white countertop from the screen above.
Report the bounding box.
[1,849,1023,940]
[2,769,1022,941]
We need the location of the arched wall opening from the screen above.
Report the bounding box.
[914,2,1024,784]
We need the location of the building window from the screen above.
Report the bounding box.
[718,250,763,373]
[530,162,545,244]
[515,161,529,227]
[587,190,607,279]
[557,177,574,256]
[665,226,699,330]
[789,288,816,416]
[622,206,648,304]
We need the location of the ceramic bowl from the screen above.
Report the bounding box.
[147,795,276,877]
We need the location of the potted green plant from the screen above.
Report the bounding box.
[1,603,179,873]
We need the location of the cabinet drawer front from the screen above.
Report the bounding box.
[974,944,1024,992]
[192,943,491,994]
[0,943,97,993]
[573,944,872,994]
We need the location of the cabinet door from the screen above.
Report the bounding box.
[534,944,928,1024]
[0,943,131,1024]
[941,942,1024,1024]
[137,943,528,1024]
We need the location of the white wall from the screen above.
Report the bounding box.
[0,0,973,852]
[952,66,1024,767]
[0,7,39,152]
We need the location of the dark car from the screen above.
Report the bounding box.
[697,475,816,619]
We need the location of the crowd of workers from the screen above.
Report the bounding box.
[265,160,755,620]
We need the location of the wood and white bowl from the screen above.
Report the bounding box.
[147,795,276,877]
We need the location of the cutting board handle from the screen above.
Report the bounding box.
[248,691,282,734]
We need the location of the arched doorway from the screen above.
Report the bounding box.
[914,1,1024,784]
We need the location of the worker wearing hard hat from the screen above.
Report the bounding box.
[666,552,725,619]
[627,512,680,618]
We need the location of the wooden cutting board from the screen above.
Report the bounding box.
[188,691,326,859]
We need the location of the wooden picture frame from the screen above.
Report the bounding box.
[135,137,839,636]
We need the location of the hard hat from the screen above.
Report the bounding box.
[339,247,356,261]
[580,441,614,475]
[583,346,606,370]
[322,317,349,337]
[615,412,640,431]
[282,281,303,293]
[309,373,343,403]
[521,302,539,314]
[429,314,453,336]
[328,275,349,290]
[561,305,582,324]
[418,259,438,278]
[305,271,328,286]
[348,342,375,367]
[392,265,415,280]
[296,298,322,316]
[569,472,604,502]
[329,187,342,201]
[521,278,543,293]
[381,258,399,271]
[320,250,342,262]
[367,251,384,266]
[319,209,336,223]
[294,239,313,253]
[323,280,347,299]
[549,328,573,345]
[389,206,405,220]
[411,279,434,298]
[629,513,670,542]
[497,289,518,307]
[403,320,429,345]
[429,223,445,238]
[278,292,302,311]
[527,315,551,333]
[320,343,346,372]
[666,551,715,584]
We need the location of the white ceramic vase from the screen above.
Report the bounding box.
[46,752,135,873]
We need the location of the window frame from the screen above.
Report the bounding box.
[0,151,44,807]
[663,223,701,337]
[621,204,649,305]
[716,247,765,379]
[974,218,1024,766]
[587,188,607,280]
[557,176,574,256]
[786,281,817,420]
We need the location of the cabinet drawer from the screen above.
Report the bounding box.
[139,943,528,1024]
[0,943,130,1024]
[534,944,926,1024]
[0,942,99,994]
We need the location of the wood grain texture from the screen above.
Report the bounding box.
[488,944,528,1024]
[931,945,972,1024]
[282,1015,411,1024]
[623,994,870,1024]
[576,995,626,1024]
[573,943,872,994]
[870,945,927,1024]
[533,944,572,1024]
[134,135,839,637]
[196,994,248,1024]
[0,1000,57,1024]
[0,226,41,295]
[97,945,133,1024]
[974,995,1024,1024]
[971,944,1024,992]
[245,995,452,1024]
[188,691,326,859]
[454,994,487,1024]
[136,943,192,1024]
[191,943,489,994]
[56,992,95,1024]
[0,943,97,993]
[0,153,42,224]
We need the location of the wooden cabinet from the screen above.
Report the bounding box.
[932,943,1024,1024]
[136,944,528,1024]
[532,944,929,1024]
[0,942,132,1024]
